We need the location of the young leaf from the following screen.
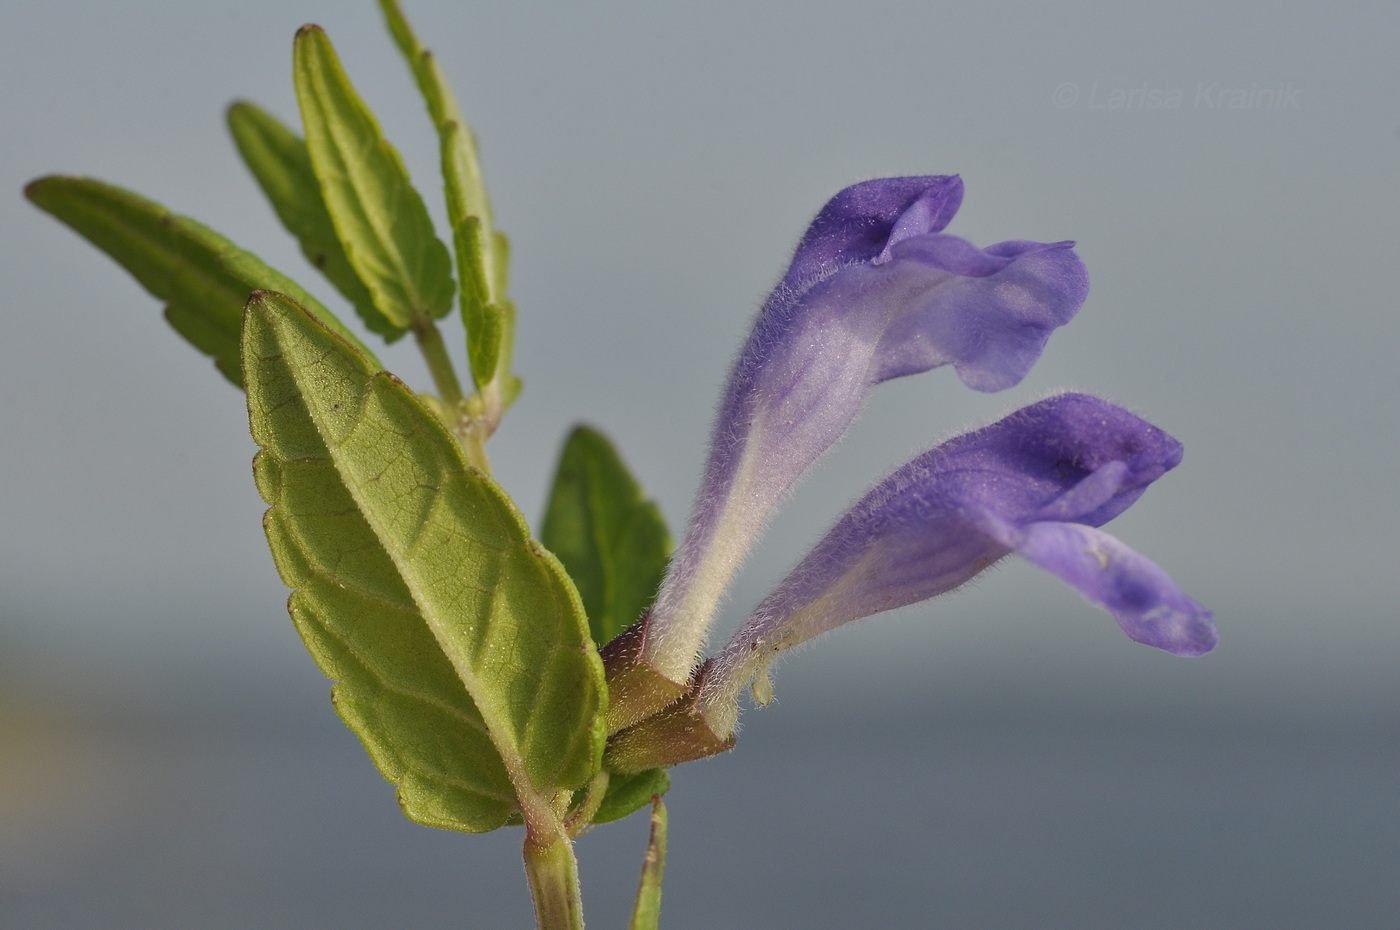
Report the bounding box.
[226,101,397,340]
[244,290,605,834]
[377,0,495,255]
[496,296,524,412]
[450,205,504,388]
[593,768,671,826]
[627,796,668,930]
[25,176,376,387]
[541,426,672,646]
[377,0,512,395]
[490,230,511,305]
[293,25,454,331]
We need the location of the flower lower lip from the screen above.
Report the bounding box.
[693,393,1213,741]
[635,177,1088,687]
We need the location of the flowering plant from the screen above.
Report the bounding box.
[25,2,1213,926]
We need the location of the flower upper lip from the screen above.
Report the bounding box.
[632,176,1091,687]
[782,175,965,285]
[598,179,1212,763]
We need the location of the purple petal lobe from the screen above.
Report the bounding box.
[698,394,1211,734]
[872,238,1088,391]
[727,393,1181,646]
[639,180,1088,681]
[1014,522,1218,656]
[1033,460,1132,522]
[784,176,964,288]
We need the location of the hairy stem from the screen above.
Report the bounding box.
[457,419,494,475]
[523,836,585,930]
[627,796,668,930]
[412,316,497,473]
[413,316,465,409]
[565,771,610,838]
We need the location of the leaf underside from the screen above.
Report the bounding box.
[293,25,455,331]
[244,290,604,832]
[25,175,376,387]
[226,101,396,340]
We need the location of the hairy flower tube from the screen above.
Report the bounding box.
[700,392,1215,733]
[603,177,1091,730]
[603,394,1214,771]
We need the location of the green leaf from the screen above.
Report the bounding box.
[25,175,375,387]
[226,101,399,341]
[627,796,668,930]
[593,768,670,826]
[490,230,512,303]
[452,208,504,388]
[377,0,513,394]
[495,295,524,412]
[244,290,605,833]
[541,426,671,646]
[377,0,495,253]
[293,24,454,331]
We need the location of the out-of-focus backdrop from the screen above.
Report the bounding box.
[3,1,1397,926]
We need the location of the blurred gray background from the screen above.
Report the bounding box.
[3,0,1397,926]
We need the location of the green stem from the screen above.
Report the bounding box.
[523,836,585,930]
[459,425,493,475]
[412,317,465,410]
[412,316,497,473]
[565,771,610,837]
[627,796,668,930]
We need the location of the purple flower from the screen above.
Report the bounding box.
[628,177,1090,702]
[693,393,1216,739]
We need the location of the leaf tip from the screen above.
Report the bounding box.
[225,99,255,124]
[22,175,58,203]
[243,287,280,315]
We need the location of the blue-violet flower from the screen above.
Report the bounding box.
[694,393,1218,739]
[608,176,1090,729]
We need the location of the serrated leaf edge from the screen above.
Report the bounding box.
[246,290,604,841]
